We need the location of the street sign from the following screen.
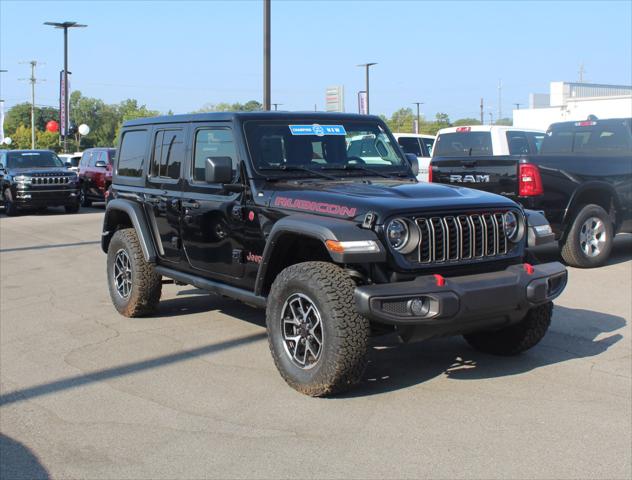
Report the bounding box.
[326,86,344,112]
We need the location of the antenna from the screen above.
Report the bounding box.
[19,61,46,149]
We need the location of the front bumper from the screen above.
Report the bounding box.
[13,188,79,206]
[355,262,567,328]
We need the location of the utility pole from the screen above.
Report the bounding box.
[263,0,271,110]
[412,102,424,133]
[272,103,282,111]
[578,62,586,83]
[513,103,522,110]
[19,61,43,149]
[480,98,484,124]
[0,69,7,145]
[497,79,502,122]
[357,63,377,114]
[488,112,494,125]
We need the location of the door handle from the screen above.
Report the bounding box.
[181,200,199,209]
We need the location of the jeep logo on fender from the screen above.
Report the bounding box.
[449,174,491,183]
[274,196,357,217]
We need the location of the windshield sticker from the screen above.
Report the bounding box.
[289,124,347,136]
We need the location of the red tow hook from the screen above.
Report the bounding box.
[523,263,535,275]
[433,274,446,287]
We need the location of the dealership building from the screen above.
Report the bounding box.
[513,81,632,130]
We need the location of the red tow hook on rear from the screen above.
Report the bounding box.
[523,263,535,275]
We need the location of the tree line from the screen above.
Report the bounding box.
[1,95,511,151]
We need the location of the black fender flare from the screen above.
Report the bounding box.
[254,214,386,295]
[101,198,157,263]
[562,181,619,230]
[524,209,555,247]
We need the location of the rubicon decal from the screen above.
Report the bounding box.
[274,196,357,217]
[246,252,263,264]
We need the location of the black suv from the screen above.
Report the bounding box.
[0,149,80,215]
[102,112,567,396]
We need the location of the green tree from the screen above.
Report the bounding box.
[387,108,415,133]
[3,103,59,137]
[10,125,33,149]
[36,130,61,152]
[452,118,482,126]
[495,117,513,126]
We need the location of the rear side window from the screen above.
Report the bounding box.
[434,132,493,156]
[397,137,422,156]
[117,130,148,177]
[506,131,530,155]
[422,137,434,156]
[150,129,184,180]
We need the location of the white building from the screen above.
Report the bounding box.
[513,81,632,130]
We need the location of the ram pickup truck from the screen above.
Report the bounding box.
[430,117,632,268]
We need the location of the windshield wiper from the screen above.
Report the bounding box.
[259,165,338,180]
[322,164,404,179]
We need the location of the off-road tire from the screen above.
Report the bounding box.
[463,302,553,356]
[80,185,92,207]
[107,228,162,317]
[561,204,613,268]
[65,202,80,214]
[3,188,18,216]
[266,261,370,397]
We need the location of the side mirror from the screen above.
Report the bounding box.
[205,157,233,184]
[405,153,419,176]
[94,160,107,168]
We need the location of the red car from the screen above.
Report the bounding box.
[78,148,116,206]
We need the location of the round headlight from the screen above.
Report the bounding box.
[503,211,523,242]
[386,218,419,254]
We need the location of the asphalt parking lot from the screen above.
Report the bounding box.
[0,207,630,480]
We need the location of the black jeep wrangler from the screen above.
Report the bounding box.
[102,112,567,396]
[1,149,80,215]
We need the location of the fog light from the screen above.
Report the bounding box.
[408,297,430,317]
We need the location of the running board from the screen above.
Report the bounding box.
[154,266,267,308]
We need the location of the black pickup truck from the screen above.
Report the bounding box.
[430,117,632,268]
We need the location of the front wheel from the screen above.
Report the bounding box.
[106,228,162,317]
[3,188,18,216]
[65,202,80,214]
[266,262,370,397]
[80,185,92,207]
[561,204,614,268]
[464,302,553,356]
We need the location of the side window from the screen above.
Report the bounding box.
[422,138,434,156]
[117,130,148,177]
[506,131,530,155]
[150,129,184,180]
[81,151,91,167]
[193,128,237,183]
[397,137,422,156]
[527,133,545,153]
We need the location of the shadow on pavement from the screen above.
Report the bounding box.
[0,434,50,480]
[0,332,266,407]
[343,305,625,397]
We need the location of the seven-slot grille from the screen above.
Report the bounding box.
[31,176,72,185]
[413,213,508,263]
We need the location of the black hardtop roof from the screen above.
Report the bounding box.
[4,149,57,154]
[549,117,632,129]
[122,111,383,128]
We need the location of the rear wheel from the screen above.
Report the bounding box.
[107,228,162,317]
[464,302,552,356]
[266,261,370,397]
[65,202,80,214]
[561,204,613,268]
[3,188,18,216]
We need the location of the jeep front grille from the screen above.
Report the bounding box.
[414,213,508,263]
[31,176,71,185]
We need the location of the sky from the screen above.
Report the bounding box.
[1,0,631,121]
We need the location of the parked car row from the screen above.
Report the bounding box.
[0,147,116,215]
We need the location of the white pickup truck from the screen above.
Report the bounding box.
[432,126,545,158]
[393,133,435,182]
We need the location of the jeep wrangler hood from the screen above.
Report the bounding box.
[265,180,518,222]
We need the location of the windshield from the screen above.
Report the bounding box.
[6,151,64,169]
[433,132,493,156]
[244,120,408,176]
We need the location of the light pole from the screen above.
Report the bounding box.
[272,103,282,111]
[263,0,271,111]
[412,102,424,133]
[357,63,377,114]
[44,21,87,153]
